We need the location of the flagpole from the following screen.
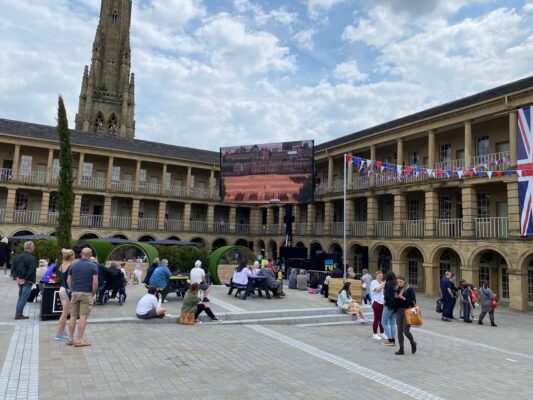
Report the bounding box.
[343,153,347,280]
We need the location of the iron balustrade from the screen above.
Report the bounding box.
[350,221,367,236]
[374,221,393,237]
[331,222,344,236]
[190,220,208,232]
[164,219,184,232]
[474,217,508,238]
[404,220,425,237]
[14,210,40,225]
[79,214,103,228]
[472,151,510,171]
[435,218,463,238]
[138,218,159,231]
[110,216,132,229]
[47,212,59,226]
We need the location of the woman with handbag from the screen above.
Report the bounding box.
[393,276,417,355]
[478,280,497,327]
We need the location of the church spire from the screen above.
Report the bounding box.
[75,0,135,138]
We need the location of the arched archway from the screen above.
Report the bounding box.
[48,231,56,237]
[111,234,129,240]
[138,235,156,242]
[268,240,277,260]
[470,248,510,301]
[256,240,265,257]
[108,114,118,135]
[191,237,206,247]
[212,237,228,251]
[78,232,99,240]
[166,236,180,241]
[235,238,248,247]
[373,245,392,274]
[295,241,305,248]
[348,243,367,273]
[11,229,36,237]
[310,241,323,259]
[435,248,462,282]
[400,247,425,290]
[94,111,104,133]
[519,252,533,307]
[327,242,343,264]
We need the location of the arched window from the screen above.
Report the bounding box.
[112,11,118,24]
[108,115,118,135]
[94,112,104,133]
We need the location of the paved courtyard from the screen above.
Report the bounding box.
[1,274,532,400]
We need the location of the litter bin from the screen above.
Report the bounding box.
[40,283,62,321]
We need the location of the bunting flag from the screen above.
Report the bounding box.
[345,154,352,164]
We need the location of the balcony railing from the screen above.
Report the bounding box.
[404,220,425,238]
[164,219,184,232]
[266,224,280,235]
[110,180,135,193]
[79,214,103,228]
[214,222,228,233]
[331,222,344,236]
[47,212,59,226]
[138,218,159,231]
[236,224,251,235]
[77,177,106,191]
[14,210,40,225]
[138,182,161,195]
[17,171,46,185]
[110,216,132,229]
[474,217,508,238]
[312,223,324,236]
[472,151,510,171]
[349,176,371,191]
[435,218,463,238]
[0,209,4,223]
[294,223,308,235]
[350,221,367,236]
[374,221,393,237]
[190,220,207,232]
[0,168,13,182]
[434,159,464,171]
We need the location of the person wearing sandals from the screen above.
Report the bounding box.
[54,249,74,341]
[178,283,220,324]
[393,276,417,355]
[336,282,368,323]
[67,247,98,347]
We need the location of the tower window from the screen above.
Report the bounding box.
[108,115,118,135]
[112,11,118,24]
[94,113,104,133]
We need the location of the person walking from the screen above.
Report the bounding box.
[361,268,372,305]
[440,271,454,322]
[67,247,98,347]
[0,237,10,275]
[393,276,417,355]
[381,271,397,346]
[13,241,37,320]
[461,283,473,323]
[54,249,74,340]
[478,280,497,327]
[370,271,386,340]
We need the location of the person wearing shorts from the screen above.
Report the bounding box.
[136,286,166,320]
[67,248,98,347]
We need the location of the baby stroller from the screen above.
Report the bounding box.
[103,268,127,306]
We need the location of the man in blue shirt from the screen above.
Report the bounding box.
[440,271,453,322]
[67,247,98,347]
[148,259,172,301]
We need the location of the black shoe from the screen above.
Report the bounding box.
[202,297,210,302]
[464,319,472,323]
[395,348,404,355]
[491,323,497,327]
[478,321,483,325]
[411,342,417,354]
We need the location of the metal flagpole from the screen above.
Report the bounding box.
[343,153,347,279]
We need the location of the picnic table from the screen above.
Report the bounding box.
[169,274,189,298]
[226,275,272,300]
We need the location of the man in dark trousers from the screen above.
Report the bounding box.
[143,257,159,284]
[0,237,10,275]
[13,241,37,320]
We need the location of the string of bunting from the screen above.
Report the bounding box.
[345,154,531,179]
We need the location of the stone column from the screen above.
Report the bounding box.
[77,153,85,185]
[229,206,236,234]
[12,144,21,176]
[367,196,377,236]
[423,262,440,297]
[424,190,438,237]
[39,191,51,225]
[186,167,192,188]
[346,199,354,231]
[508,269,528,312]
[72,194,82,226]
[161,163,168,193]
[209,169,215,198]
[102,196,112,228]
[393,192,406,237]
[4,189,16,223]
[183,203,191,231]
[207,204,215,232]
[134,160,141,191]
[131,199,140,229]
[464,120,472,168]
[327,157,334,189]
[266,207,274,226]
[460,265,479,290]
[279,205,286,236]
[397,138,404,166]
[250,208,261,234]
[106,156,114,190]
[46,149,54,184]
[428,130,435,167]
[324,201,334,235]
[461,186,476,237]
[307,203,316,235]
[509,111,517,166]
[507,181,520,237]
[391,261,404,277]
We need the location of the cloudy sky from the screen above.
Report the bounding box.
[1,0,532,151]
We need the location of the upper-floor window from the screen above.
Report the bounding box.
[476,136,490,157]
[358,200,367,221]
[108,115,118,135]
[477,192,490,218]
[15,192,28,211]
[112,11,118,24]
[440,144,451,163]
[52,159,60,179]
[82,162,93,180]
[94,113,104,134]
[408,198,420,220]
[409,151,420,166]
[49,193,58,213]
[80,196,90,215]
[139,169,147,184]
[20,155,32,176]
[439,195,452,219]
[112,166,121,181]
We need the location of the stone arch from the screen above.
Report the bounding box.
[347,241,367,273]
[212,237,228,250]
[295,241,305,248]
[398,243,428,263]
[47,231,56,236]
[256,240,266,256]
[468,247,511,300]
[94,111,105,133]
[430,245,466,267]
[191,237,206,247]
[166,236,180,241]
[398,246,425,290]
[78,232,100,240]
[138,235,156,242]
[111,233,129,240]
[369,243,394,274]
[517,249,533,273]
[310,241,323,258]
[467,246,512,270]
[432,246,463,283]
[108,113,118,135]
[267,239,278,260]
[10,229,36,237]
[327,242,343,264]
[235,238,248,247]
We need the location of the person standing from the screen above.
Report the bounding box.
[361,269,372,305]
[478,280,497,327]
[13,241,37,320]
[0,237,10,275]
[190,260,211,302]
[461,283,473,323]
[393,276,417,355]
[370,271,386,340]
[54,249,75,340]
[381,271,397,346]
[67,247,98,347]
[440,271,454,322]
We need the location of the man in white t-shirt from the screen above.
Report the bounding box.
[136,287,166,319]
[190,260,210,302]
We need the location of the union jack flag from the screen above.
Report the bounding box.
[518,106,533,236]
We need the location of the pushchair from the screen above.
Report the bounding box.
[102,269,127,306]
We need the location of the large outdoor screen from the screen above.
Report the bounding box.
[220,140,314,204]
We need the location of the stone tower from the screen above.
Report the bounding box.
[75,0,135,138]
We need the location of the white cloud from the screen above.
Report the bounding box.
[233,0,297,27]
[333,60,367,82]
[308,0,346,18]
[293,28,315,50]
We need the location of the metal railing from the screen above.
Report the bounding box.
[474,217,508,238]
[190,220,207,232]
[331,222,344,236]
[350,221,367,236]
[374,221,393,237]
[110,216,132,229]
[472,151,510,170]
[266,224,280,235]
[77,177,106,191]
[110,180,135,193]
[47,212,59,226]
[0,209,4,223]
[236,224,250,235]
[295,223,308,235]
[434,159,464,171]
[164,219,184,232]
[138,217,159,231]
[17,171,46,185]
[14,210,40,225]
[79,214,103,228]
[312,223,324,236]
[349,176,371,191]
[0,168,13,182]
[404,220,425,237]
[137,182,161,195]
[214,222,228,233]
[435,218,463,238]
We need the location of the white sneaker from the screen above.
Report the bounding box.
[195,320,202,324]
[163,300,168,303]
[379,333,388,340]
[372,333,382,340]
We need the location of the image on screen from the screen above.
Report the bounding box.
[220,140,314,204]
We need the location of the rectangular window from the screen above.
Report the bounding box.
[409,151,419,166]
[52,159,60,179]
[190,175,195,188]
[476,136,490,157]
[408,198,419,220]
[112,166,121,181]
[479,266,490,288]
[456,192,462,219]
[439,144,451,163]
[82,162,93,179]
[477,192,490,218]
[407,258,419,286]
[139,169,147,184]
[20,155,32,176]
[359,200,367,221]
[15,192,28,211]
[48,193,58,212]
[501,266,509,299]
[80,197,90,215]
[165,172,171,189]
[138,202,144,219]
[439,195,452,219]
[528,266,533,303]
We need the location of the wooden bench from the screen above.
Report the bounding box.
[225,280,248,297]
[328,278,362,303]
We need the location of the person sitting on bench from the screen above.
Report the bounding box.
[259,265,282,297]
[136,286,166,319]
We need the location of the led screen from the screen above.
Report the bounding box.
[220,140,314,204]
